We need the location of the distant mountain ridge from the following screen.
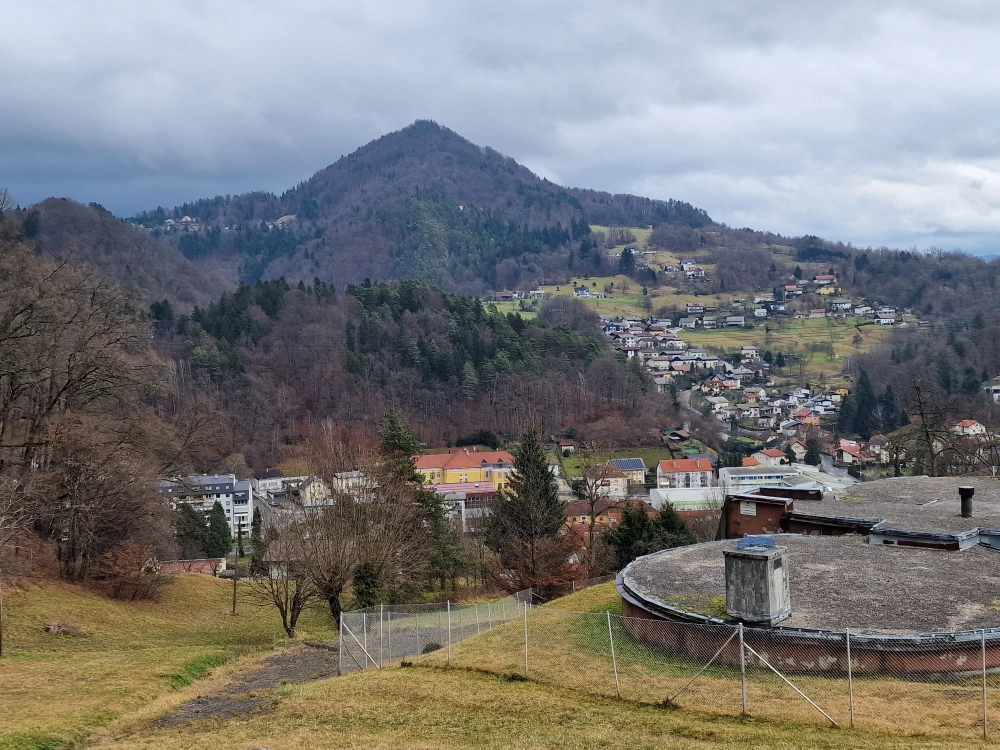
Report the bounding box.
[133,120,710,293]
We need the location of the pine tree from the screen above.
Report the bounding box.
[249,507,265,574]
[204,501,233,558]
[805,438,822,466]
[174,503,208,559]
[486,428,565,548]
[605,502,695,569]
[784,444,796,464]
[837,396,857,435]
[854,370,878,439]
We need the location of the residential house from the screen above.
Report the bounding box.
[583,464,629,500]
[701,316,718,329]
[876,314,896,326]
[679,317,698,329]
[793,408,821,425]
[831,299,853,312]
[573,286,591,298]
[656,458,714,489]
[813,274,837,285]
[809,309,827,318]
[686,303,705,314]
[787,440,807,462]
[725,315,746,328]
[785,285,803,297]
[754,308,768,318]
[299,475,333,507]
[752,448,788,467]
[609,458,647,485]
[565,499,623,531]
[954,419,988,436]
[251,469,284,496]
[686,266,706,279]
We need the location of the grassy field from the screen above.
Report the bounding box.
[0,575,336,749]
[679,317,889,379]
[559,445,709,477]
[82,582,1000,749]
[4,579,995,749]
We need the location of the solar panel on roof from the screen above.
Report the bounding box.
[610,458,645,471]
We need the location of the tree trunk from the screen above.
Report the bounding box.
[327,593,342,626]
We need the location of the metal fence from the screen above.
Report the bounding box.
[344,596,1000,738]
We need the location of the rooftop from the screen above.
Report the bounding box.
[610,458,646,471]
[622,535,1000,634]
[815,476,1000,535]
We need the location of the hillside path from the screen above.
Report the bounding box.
[151,642,339,727]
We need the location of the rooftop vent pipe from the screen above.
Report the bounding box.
[960,486,975,518]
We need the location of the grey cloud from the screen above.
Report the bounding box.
[3,1,1000,252]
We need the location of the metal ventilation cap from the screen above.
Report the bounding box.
[738,535,777,550]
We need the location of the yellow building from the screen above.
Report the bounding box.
[415,449,516,492]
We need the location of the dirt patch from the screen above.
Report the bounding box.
[152,643,339,727]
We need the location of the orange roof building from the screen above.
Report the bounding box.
[415,448,516,490]
[656,458,715,489]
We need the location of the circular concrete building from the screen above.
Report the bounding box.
[618,477,1000,674]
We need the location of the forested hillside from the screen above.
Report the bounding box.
[158,279,668,467]
[22,197,227,307]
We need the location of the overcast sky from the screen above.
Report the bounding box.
[4,1,1000,253]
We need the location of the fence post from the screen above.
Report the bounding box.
[487,601,493,629]
[475,604,481,635]
[984,629,989,740]
[523,601,529,676]
[846,629,854,729]
[363,613,368,668]
[739,623,747,715]
[607,611,620,699]
[386,610,392,663]
[379,604,384,667]
[447,601,452,666]
[338,615,344,675]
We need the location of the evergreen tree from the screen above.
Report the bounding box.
[775,352,786,368]
[486,427,565,548]
[805,438,822,466]
[204,501,233,558]
[618,247,636,275]
[352,562,385,608]
[854,370,878,439]
[174,503,208,559]
[604,502,695,569]
[784,444,796,464]
[249,507,265,574]
[837,396,856,435]
[379,409,463,592]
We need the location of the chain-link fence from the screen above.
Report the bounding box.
[343,596,1000,739]
[339,589,532,674]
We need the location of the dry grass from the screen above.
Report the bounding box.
[86,664,984,750]
[416,583,1000,741]
[0,575,335,748]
